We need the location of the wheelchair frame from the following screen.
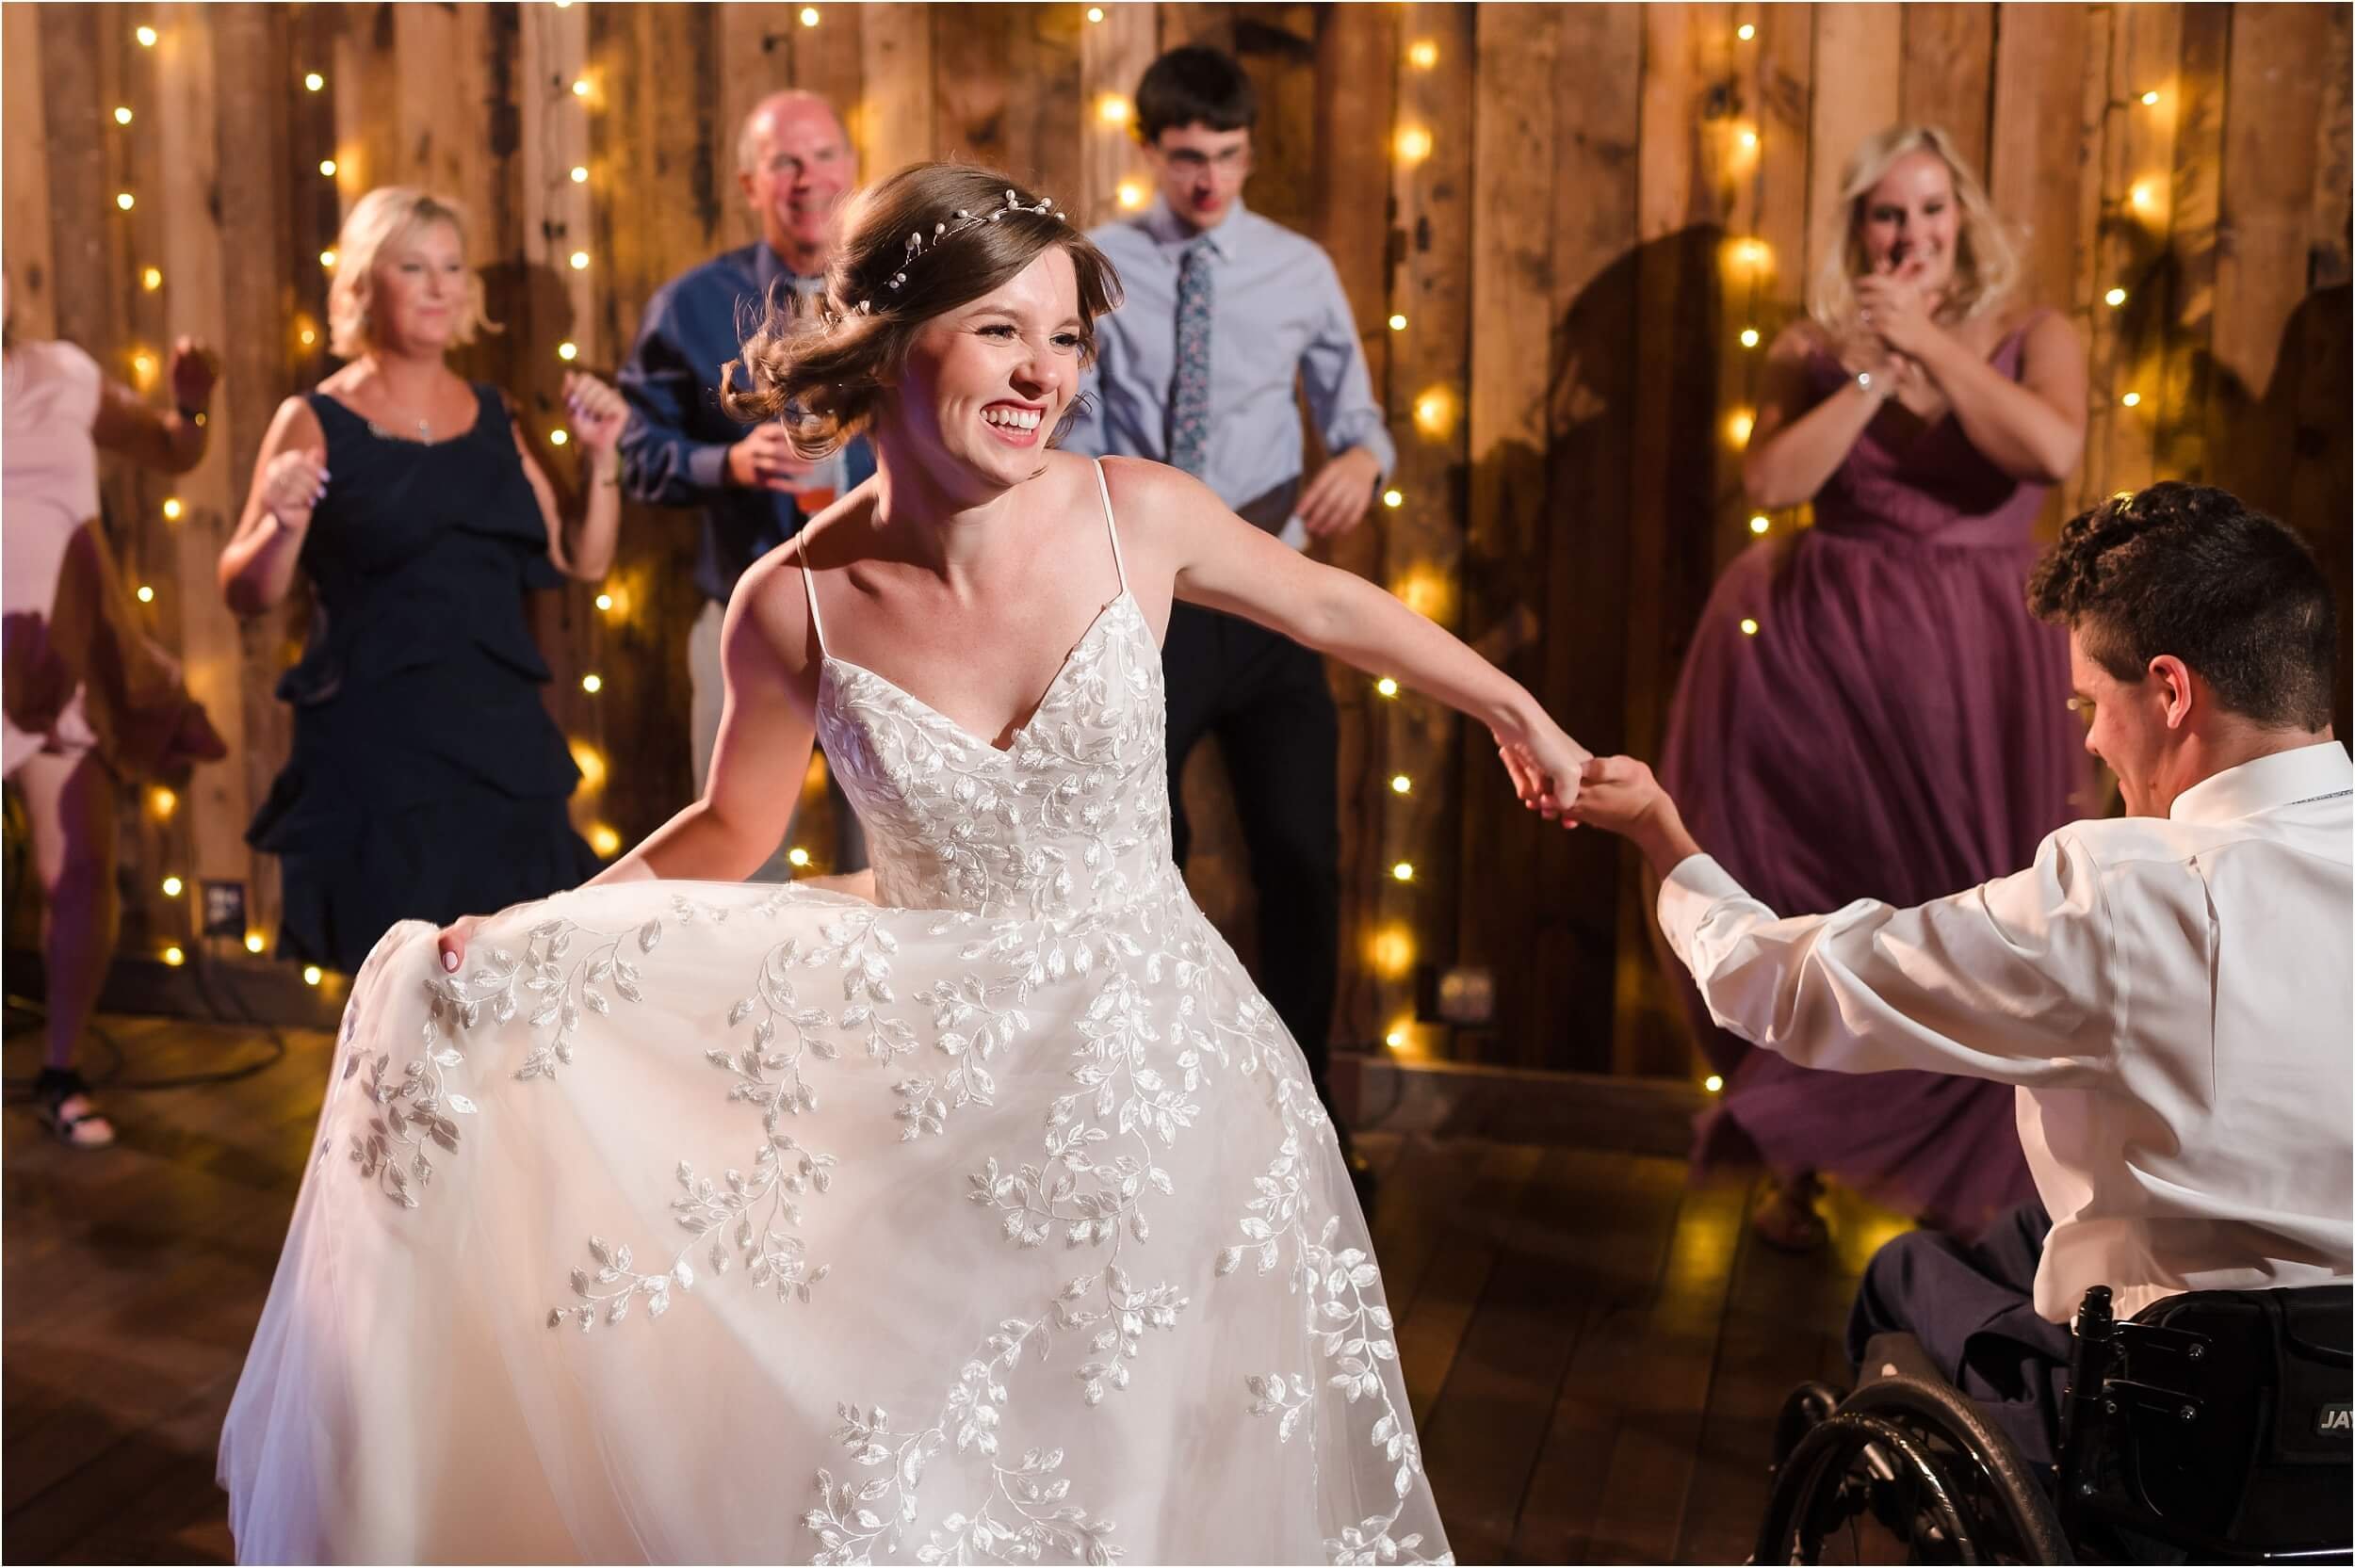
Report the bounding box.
[1754,1284,2354,1566]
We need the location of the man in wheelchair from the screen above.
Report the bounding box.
[1564,483,2350,1557]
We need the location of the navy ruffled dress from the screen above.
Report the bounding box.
[247,385,599,974]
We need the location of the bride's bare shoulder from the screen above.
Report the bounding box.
[729,505,869,679]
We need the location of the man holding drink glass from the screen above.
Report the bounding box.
[619,89,871,873]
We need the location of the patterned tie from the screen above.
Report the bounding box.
[1165,237,1214,475]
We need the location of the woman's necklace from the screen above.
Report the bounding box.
[364,375,443,443]
[367,403,435,442]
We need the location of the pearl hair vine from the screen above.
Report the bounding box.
[825,187,1067,325]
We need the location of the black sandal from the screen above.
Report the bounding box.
[33,1067,117,1148]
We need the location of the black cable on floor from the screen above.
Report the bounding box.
[2,949,300,1097]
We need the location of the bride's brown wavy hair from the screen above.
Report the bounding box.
[722,163,1124,457]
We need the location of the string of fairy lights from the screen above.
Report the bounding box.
[102,7,2168,1025]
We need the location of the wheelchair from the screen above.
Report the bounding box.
[1755,1283,2352,1564]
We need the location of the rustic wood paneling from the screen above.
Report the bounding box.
[5,2,2346,1087]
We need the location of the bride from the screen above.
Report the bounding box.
[219,162,1589,1564]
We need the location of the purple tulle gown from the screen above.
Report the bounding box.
[1661,313,2087,1235]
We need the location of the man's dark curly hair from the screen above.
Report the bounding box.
[2025,481,2336,731]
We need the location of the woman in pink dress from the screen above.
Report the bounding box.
[5,288,228,1145]
[1661,126,2092,1247]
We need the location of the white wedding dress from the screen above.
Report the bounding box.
[219,462,1452,1565]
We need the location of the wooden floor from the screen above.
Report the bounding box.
[3,1014,1912,1564]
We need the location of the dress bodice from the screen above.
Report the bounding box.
[1803,315,2051,547]
[807,464,1177,920]
[284,384,562,703]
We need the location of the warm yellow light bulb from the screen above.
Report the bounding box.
[2120,391,2141,408]
[788,847,812,868]
[570,165,589,184]
[594,591,614,611]
[319,158,338,176]
[568,739,607,789]
[1381,488,1404,509]
[320,248,338,268]
[799,6,820,25]
[581,672,603,693]
[572,78,591,98]
[1737,23,1756,40]
[137,25,159,47]
[1737,126,1759,151]
[116,191,136,211]
[1096,94,1131,126]
[303,72,325,91]
[1395,126,1434,164]
[2104,287,2127,308]
[1388,313,1407,331]
[1375,676,1400,698]
[2140,89,2160,106]
[1412,389,1454,438]
[2129,182,2153,212]
[549,428,570,446]
[1390,774,1412,795]
[1385,1027,1408,1050]
[1704,1073,1725,1092]
[142,267,163,291]
[1740,327,1761,348]
[137,584,156,603]
[162,496,184,521]
[1748,514,1770,535]
[161,876,184,897]
[1406,40,1439,70]
[1114,180,1146,211]
[569,251,590,270]
[150,785,177,817]
[303,965,323,986]
[1391,861,1416,883]
[1086,6,1105,21]
[163,945,185,966]
[300,327,317,347]
[114,106,134,125]
[245,932,268,954]
[589,823,623,857]
[558,341,579,361]
[1740,616,1761,636]
[132,350,158,381]
[1727,409,1755,445]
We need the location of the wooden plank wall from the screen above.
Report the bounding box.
[6,2,2347,1081]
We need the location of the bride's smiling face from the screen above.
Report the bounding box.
[891,247,1086,488]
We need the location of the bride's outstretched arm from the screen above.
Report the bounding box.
[592,560,816,885]
[1102,456,1588,817]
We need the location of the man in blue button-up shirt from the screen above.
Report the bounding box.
[1066,47,1397,1184]
[619,89,873,869]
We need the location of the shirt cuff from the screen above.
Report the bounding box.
[687,442,733,494]
[1655,853,1748,971]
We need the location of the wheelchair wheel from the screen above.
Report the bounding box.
[1754,1374,2072,1564]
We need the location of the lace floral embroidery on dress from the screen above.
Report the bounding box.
[325,574,1450,1563]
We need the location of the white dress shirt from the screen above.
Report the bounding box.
[1658,740,2354,1323]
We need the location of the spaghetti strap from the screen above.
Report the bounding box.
[798,547,832,659]
[1090,458,1129,595]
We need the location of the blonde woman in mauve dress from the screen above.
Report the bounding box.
[1661,125,2091,1250]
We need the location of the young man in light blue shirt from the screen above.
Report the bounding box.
[1065,46,1396,1188]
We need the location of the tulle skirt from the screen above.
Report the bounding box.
[219,874,1450,1564]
